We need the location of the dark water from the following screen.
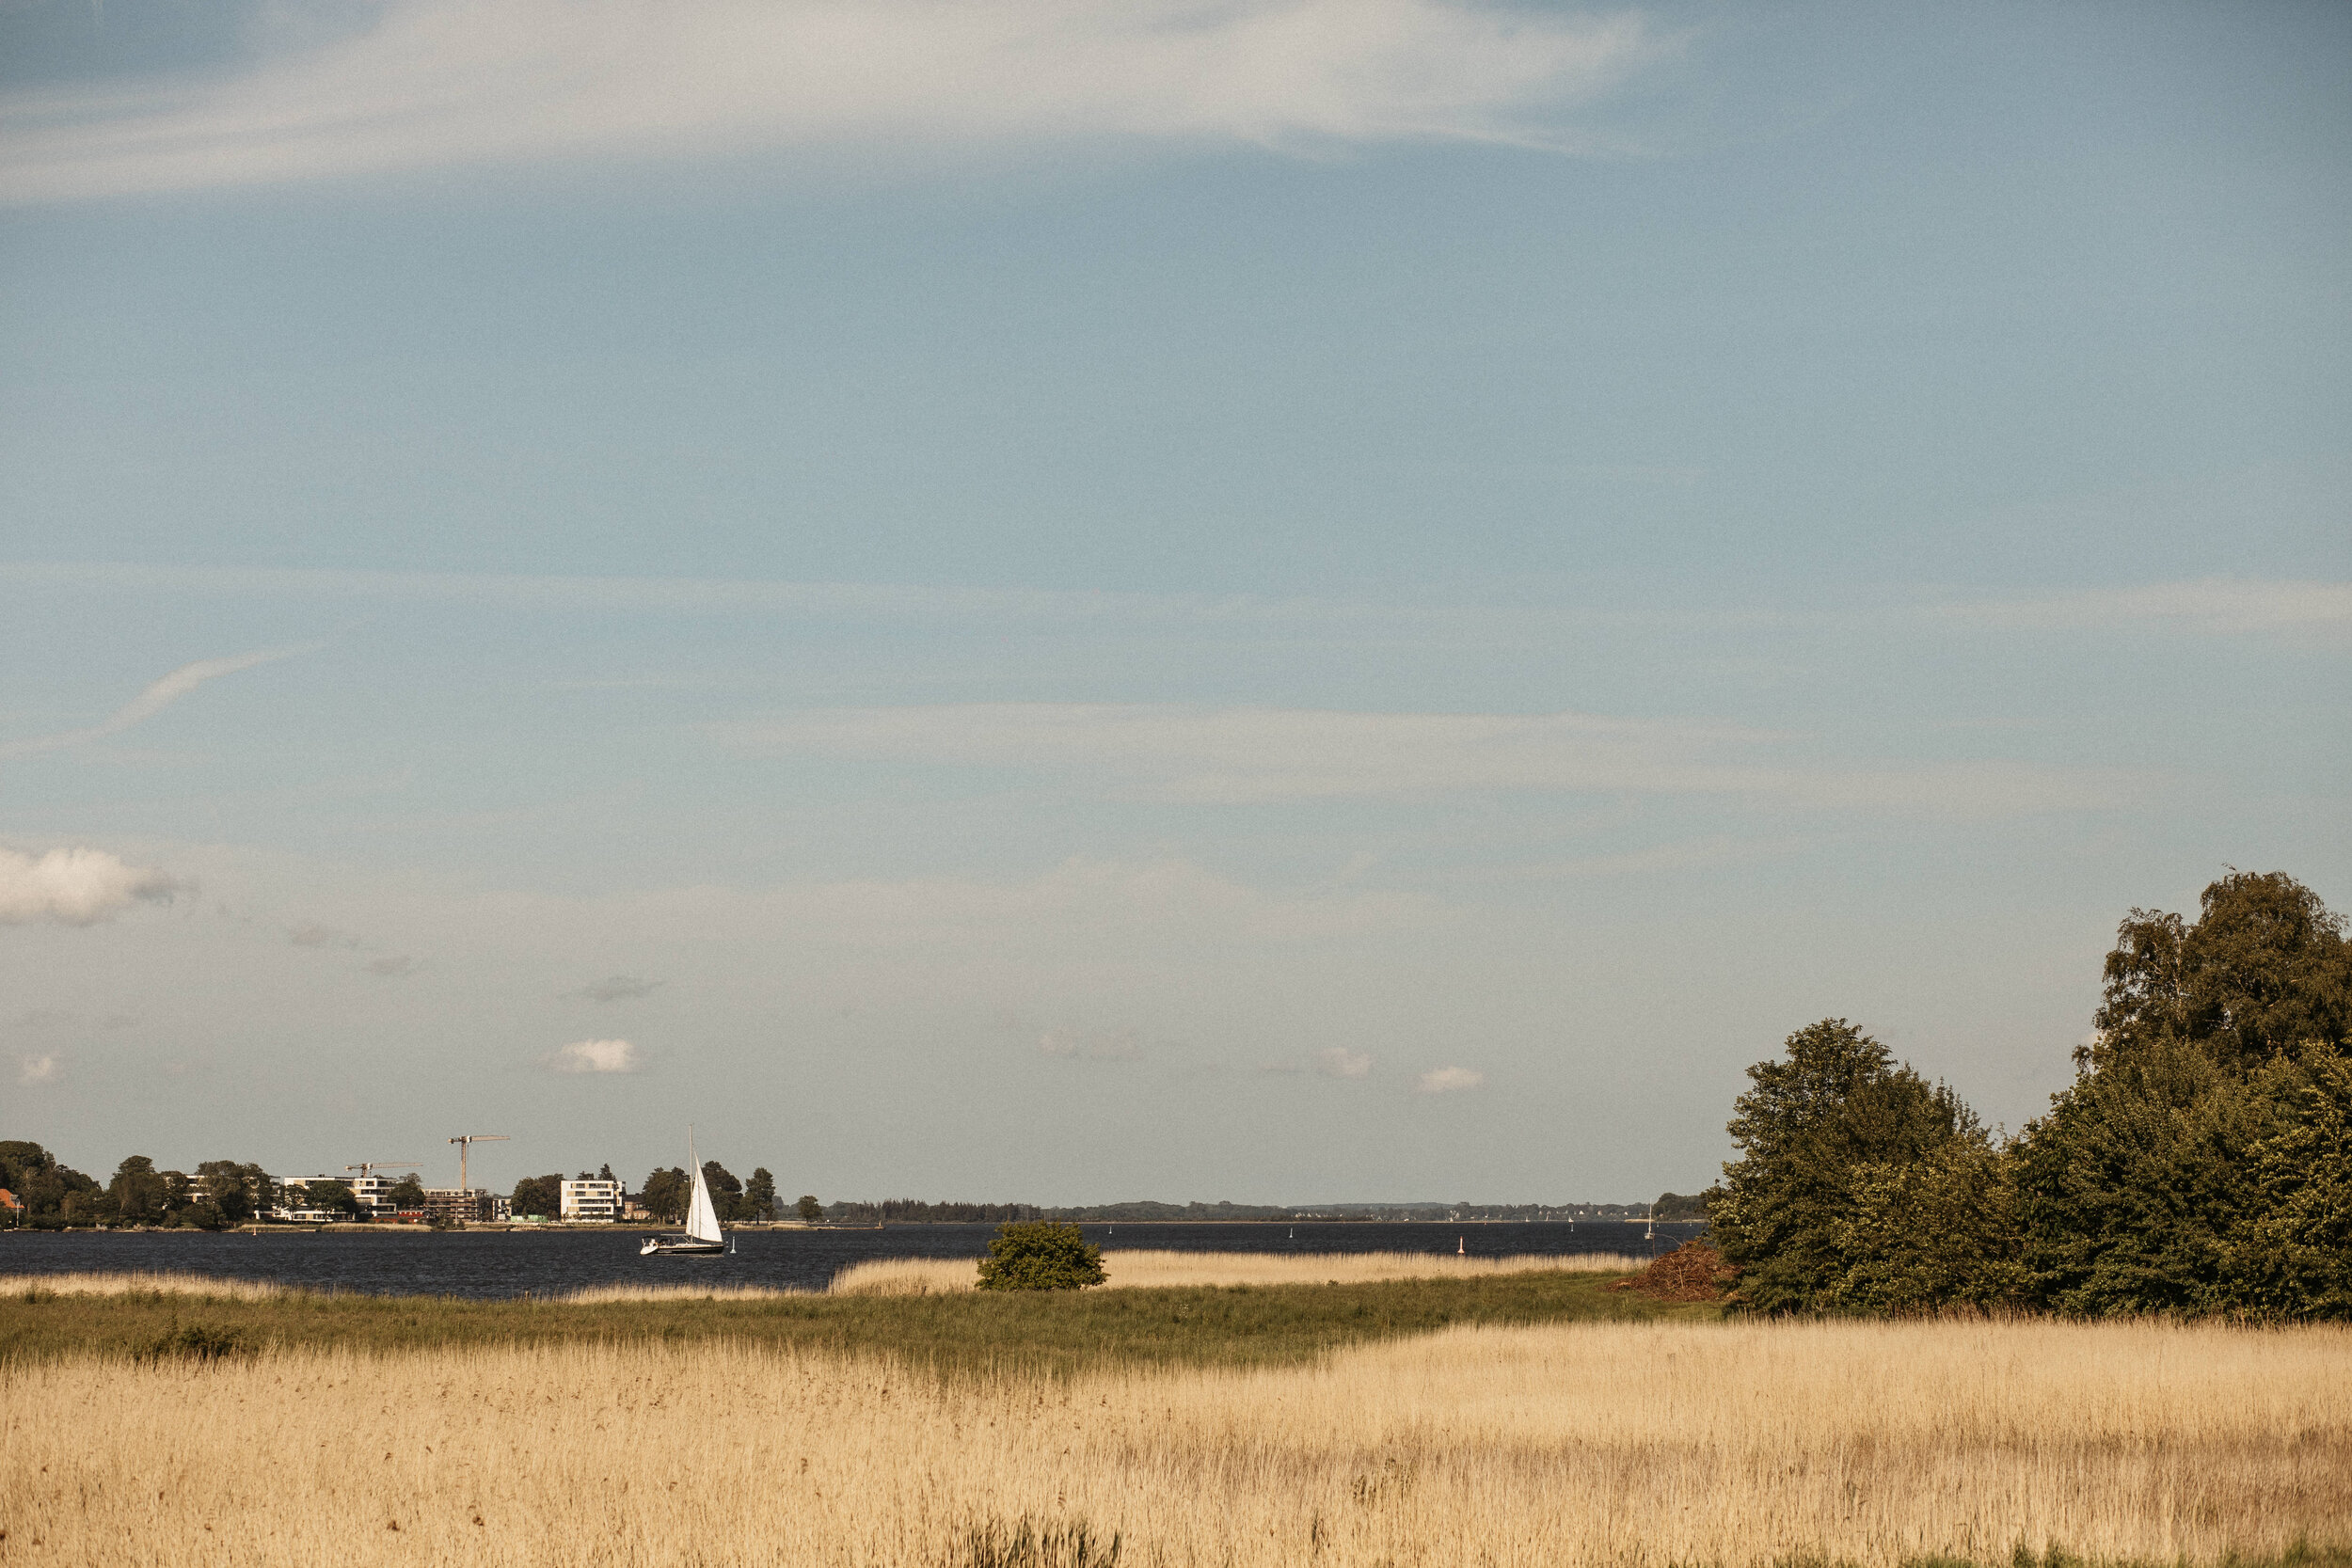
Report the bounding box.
[0,1221,1702,1299]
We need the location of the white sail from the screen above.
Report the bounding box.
[685,1151,723,1244]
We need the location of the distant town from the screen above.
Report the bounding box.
[0,1138,1701,1229]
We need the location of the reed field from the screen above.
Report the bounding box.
[0,1262,1695,1371]
[3,1313,2344,1568]
[0,1250,1649,1307]
[828,1247,1645,1295]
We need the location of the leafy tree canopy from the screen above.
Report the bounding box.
[1708,1018,1973,1314]
[305,1179,361,1217]
[511,1174,563,1218]
[641,1166,689,1223]
[2093,870,2350,1075]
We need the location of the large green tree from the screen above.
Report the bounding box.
[109,1156,170,1226]
[743,1167,777,1221]
[511,1174,564,1218]
[641,1166,689,1223]
[1825,1134,2026,1313]
[1708,1019,1975,1314]
[2020,871,2352,1318]
[3,1145,97,1226]
[2225,1046,2352,1316]
[2090,871,2350,1074]
[194,1160,269,1225]
[305,1179,362,1219]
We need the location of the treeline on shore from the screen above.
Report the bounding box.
[1707,870,2350,1319]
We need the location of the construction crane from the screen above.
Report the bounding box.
[448,1134,509,1226]
[343,1161,425,1218]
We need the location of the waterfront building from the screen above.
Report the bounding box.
[560,1178,624,1222]
[267,1175,340,1223]
[422,1187,496,1225]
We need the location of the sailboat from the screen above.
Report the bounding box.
[640,1129,730,1257]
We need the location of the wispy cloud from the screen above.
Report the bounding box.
[0,646,313,761]
[1416,1065,1484,1094]
[574,974,663,1003]
[1315,1046,1373,1079]
[18,1053,61,1085]
[1039,1028,1145,1062]
[0,0,1661,205]
[0,846,182,927]
[711,704,2132,816]
[365,955,420,978]
[540,1037,640,1073]
[1935,579,2352,640]
[289,921,360,949]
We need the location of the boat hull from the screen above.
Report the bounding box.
[639,1235,727,1256]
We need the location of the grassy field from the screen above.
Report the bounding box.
[0,1264,1702,1373]
[830,1246,1646,1294]
[3,1313,2344,1567]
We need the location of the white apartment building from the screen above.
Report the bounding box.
[561,1179,624,1222]
[266,1170,423,1221]
[268,1175,339,1223]
[349,1172,424,1218]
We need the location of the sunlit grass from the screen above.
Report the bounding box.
[4,1316,2343,1566]
[0,1264,1694,1373]
[831,1246,1645,1294]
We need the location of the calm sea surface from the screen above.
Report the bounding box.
[0,1220,1701,1299]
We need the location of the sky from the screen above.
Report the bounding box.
[1,0,2346,1205]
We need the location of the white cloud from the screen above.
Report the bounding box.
[711,704,2131,816]
[0,0,1661,205]
[1039,1029,1145,1061]
[1315,1046,1372,1078]
[1416,1065,1484,1094]
[0,846,183,926]
[540,1037,641,1073]
[18,1053,61,1085]
[1935,579,2352,640]
[0,646,313,761]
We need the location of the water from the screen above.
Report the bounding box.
[0,1221,1702,1299]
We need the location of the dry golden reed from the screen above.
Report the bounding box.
[829,1246,1645,1294]
[2,1251,1642,1306]
[1,1270,287,1302]
[5,1315,2344,1567]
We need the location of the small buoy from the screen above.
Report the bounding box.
[1457,1235,1465,1255]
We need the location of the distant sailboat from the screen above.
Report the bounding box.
[641,1128,729,1257]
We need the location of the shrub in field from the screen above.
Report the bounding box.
[143,1323,245,1361]
[976,1222,1105,1291]
[1612,1239,1739,1303]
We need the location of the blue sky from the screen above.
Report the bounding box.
[2,0,2346,1202]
